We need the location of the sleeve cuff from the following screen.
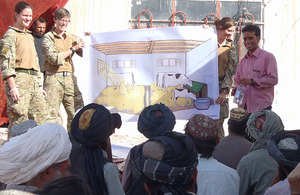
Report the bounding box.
[1,70,16,80]
[57,53,65,66]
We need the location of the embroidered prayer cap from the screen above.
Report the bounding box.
[228,108,249,136]
[187,114,219,141]
[138,103,176,139]
[71,103,117,148]
[230,108,248,121]
[11,120,37,137]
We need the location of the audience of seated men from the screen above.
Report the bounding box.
[237,110,284,195]
[0,103,296,195]
[185,114,240,195]
[264,130,300,195]
[213,108,252,169]
[0,123,72,192]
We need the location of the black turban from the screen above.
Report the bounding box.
[138,103,176,139]
[70,103,120,195]
[268,130,300,169]
[71,103,114,148]
[130,132,198,195]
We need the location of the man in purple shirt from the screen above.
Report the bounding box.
[233,25,278,113]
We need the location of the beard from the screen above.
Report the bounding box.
[34,33,44,38]
[52,167,64,181]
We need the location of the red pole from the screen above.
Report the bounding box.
[171,11,187,26]
[137,10,153,29]
[216,1,221,19]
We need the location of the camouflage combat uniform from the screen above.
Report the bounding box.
[0,26,49,136]
[216,41,238,138]
[42,30,84,131]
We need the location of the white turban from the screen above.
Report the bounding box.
[0,123,72,185]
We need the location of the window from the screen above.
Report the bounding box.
[157,58,181,67]
[112,60,136,68]
[97,59,106,74]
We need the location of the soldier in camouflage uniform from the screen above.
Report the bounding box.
[0,2,49,137]
[214,17,238,138]
[42,8,84,131]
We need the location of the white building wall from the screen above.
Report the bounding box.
[263,0,300,129]
[65,0,131,34]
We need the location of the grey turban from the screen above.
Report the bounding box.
[247,110,284,152]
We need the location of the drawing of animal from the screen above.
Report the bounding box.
[156,72,175,90]
[163,73,192,92]
[105,71,135,92]
[174,88,196,104]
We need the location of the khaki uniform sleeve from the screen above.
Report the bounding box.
[0,30,17,80]
[69,32,83,57]
[69,32,82,43]
[42,33,65,66]
[220,43,238,89]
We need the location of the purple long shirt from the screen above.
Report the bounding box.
[234,47,278,113]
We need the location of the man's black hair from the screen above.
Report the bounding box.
[228,114,249,136]
[242,25,260,37]
[185,127,217,159]
[33,17,47,25]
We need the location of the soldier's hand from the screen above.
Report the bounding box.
[74,41,85,50]
[10,88,20,102]
[216,92,227,105]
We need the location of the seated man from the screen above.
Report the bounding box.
[213,108,252,169]
[0,123,72,192]
[69,103,124,195]
[34,175,93,195]
[288,162,300,194]
[237,110,284,195]
[265,130,300,195]
[122,103,176,194]
[0,119,37,190]
[185,114,240,195]
[130,132,198,195]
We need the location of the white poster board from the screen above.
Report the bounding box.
[79,26,219,121]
